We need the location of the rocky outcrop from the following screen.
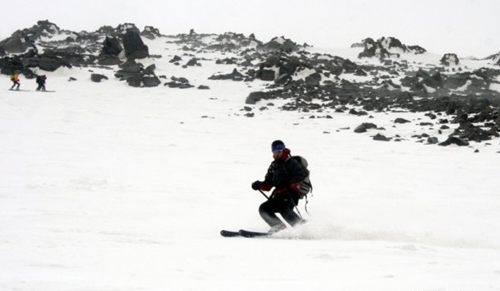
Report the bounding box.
[122,29,149,60]
[91,73,108,82]
[115,60,159,87]
[141,26,162,40]
[258,37,299,52]
[357,37,426,59]
[441,53,459,66]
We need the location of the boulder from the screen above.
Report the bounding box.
[122,29,149,60]
[39,57,62,71]
[141,26,162,40]
[142,76,161,87]
[394,118,411,124]
[208,68,245,81]
[91,73,108,82]
[170,55,182,63]
[439,136,469,146]
[258,69,275,81]
[354,123,378,133]
[0,35,33,54]
[305,72,321,87]
[258,37,299,52]
[373,133,391,141]
[185,58,200,67]
[246,91,266,105]
[441,53,459,66]
[102,36,123,56]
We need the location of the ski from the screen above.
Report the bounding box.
[220,230,241,237]
[239,229,269,238]
[7,89,29,92]
[220,229,270,238]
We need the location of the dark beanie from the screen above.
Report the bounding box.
[271,140,286,152]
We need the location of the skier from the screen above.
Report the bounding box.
[10,71,20,90]
[251,140,308,233]
[36,75,47,91]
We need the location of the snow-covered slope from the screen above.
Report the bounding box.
[1,23,500,291]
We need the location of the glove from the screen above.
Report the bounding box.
[289,182,302,194]
[251,181,261,190]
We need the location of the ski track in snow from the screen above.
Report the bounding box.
[1,39,500,291]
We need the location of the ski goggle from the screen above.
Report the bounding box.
[271,144,285,152]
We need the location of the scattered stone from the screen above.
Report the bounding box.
[439,136,470,146]
[441,53,459,66]
[143,76,161,87]
[246,91,265,105]
[427,137,439,144]
[394,118,410,124]
[91,73,108,82]
[209,68,247,81]
[354,123,378,133]
[373,133,391,141]
[170,55,182,63]
[122,28,149,60]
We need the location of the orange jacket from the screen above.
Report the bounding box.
[11,72,19,81]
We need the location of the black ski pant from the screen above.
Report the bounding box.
[36,84,46,91]
[11,80,20,90]
[259,191,301,228]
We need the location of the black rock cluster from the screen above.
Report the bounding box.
[2,21,500,148]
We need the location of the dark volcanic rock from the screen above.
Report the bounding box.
[91,73,108,82]
[258,69,276,81]
[441,53,459,66]
[258,37,299,52]
[354,123,378,133]
[0,35,35,54]
[39,56,63,71]
[394,118,411,124]
[357,37,426,59]
[209,68,246,81]
[246,91,266,105]
[170,55,182,63]
[143,76,161,87]
[439,136,469,146]
[373,133,391,141]
[102,36,123,56]
[122,29,149,60]
[141,26,162,40]
[164,76,194,89]
[185,58,200,67]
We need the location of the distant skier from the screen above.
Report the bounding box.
[251,140,309,233]
[10,71,20,90]
[36,75,47,91]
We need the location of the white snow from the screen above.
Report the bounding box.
[455,80,472,92]
[274,37,286,44]
[490,82,500,92]
[1,38,500,291]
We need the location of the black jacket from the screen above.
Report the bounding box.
[262,149,307,191]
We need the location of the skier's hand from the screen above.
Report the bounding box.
[289,182,301,193]
[251,181,261,190]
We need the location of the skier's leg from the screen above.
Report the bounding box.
[279,194,302,226]
[259,199,286,229]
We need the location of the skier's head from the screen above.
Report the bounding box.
[271,140,286,160]
[271,140,285,152]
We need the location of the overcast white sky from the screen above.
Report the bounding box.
[0,0,498,57]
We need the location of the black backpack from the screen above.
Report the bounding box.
[284,155,312,198]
